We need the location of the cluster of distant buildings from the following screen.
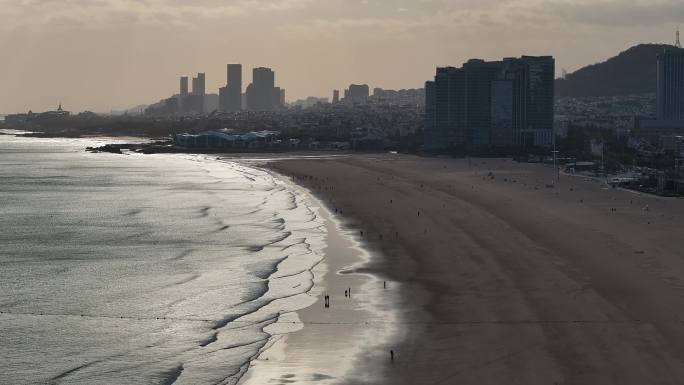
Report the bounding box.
[424,55,555,152]
[3,103,76,125]
[146,64,285,116]
[145,63,424,117]
[555,94,655,134]
[292,87,424,108]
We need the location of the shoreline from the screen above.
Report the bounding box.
[264,153,684,384]
[238,163,400,385]
[11,130,684,383]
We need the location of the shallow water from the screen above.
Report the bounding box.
[0,135,326,384]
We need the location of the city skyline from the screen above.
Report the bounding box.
[0,0,682,113]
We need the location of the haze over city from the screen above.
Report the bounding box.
[5,0,684,383]
[1,0,682,112]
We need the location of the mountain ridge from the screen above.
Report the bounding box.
[555,43,676,98]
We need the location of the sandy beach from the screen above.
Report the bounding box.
[259,153,684,385]
[238,165,399,385]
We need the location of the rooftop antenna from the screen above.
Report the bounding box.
[677,27,682,48]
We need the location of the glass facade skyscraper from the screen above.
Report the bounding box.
[424,55,554,152]
[657,47,684,121]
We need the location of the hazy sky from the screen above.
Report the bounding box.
[1,0,681,113]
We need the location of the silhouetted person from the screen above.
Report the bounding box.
[390,350,394,362]
[345,290,348,297]
[383,281,386,289]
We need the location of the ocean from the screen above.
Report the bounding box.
[0,133,327,384]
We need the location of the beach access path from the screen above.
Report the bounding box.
[266,154,684,385]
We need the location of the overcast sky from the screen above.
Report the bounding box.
[0,0,681,113]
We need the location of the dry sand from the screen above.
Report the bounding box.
[263,153,684,385]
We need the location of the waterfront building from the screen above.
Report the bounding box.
[424,55,554,152]
[333,89,340,104]
[424,67,466,151]
[424,80,437,148]
[512,56,555,147]
[657,46,684,121]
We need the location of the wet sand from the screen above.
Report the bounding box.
[239,169,399,385]
[263,154,684,385]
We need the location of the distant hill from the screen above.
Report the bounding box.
[555,44,675,98]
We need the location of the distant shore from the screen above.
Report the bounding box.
[264,153,684,385]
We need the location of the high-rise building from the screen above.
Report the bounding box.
[179,76,188,97]
[511,56,555,147]
[490,79,513,147]
[219,64,242,112]
[657,47,684,121]
[463,59,503,147]
[191,73,206,96]
[273,87,282,108]
[179,76,189,113]
[425,67,466,151]
[186,72,206,114]
[424,81,437,148]
[246,67,279,111]
[424,55,554,152]
[332,90,340,104]
[228,64,242,91]
[345,84,369,102]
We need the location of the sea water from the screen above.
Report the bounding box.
[0,133,326,384]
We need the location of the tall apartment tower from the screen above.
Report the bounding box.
[425,67,466,152]
[220,64,243,112]
[512,56,555,147]
[657,46,684,121]
[192,73,205,96]
[346,84,370,102]
[185,73,206,114]
[246,67,277,111]
[424,81,437,148]
[424,55,554,152]
[332,90,340,104]
[179,76,188,97]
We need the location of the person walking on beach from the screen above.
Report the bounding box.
[344,289,348,298]
[390,350,394,362]
[348,287,351,297]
